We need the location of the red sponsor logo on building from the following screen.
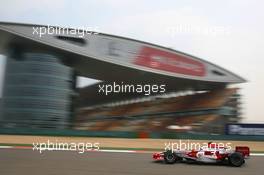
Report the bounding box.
[134,46,206,77]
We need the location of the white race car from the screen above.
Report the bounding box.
[153,142,250,167]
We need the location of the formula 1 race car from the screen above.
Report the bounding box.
[153,142,250,167]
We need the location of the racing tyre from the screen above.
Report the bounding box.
[228,152,244,167]
[164,150,179,164]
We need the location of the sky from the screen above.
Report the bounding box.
[0,0,263,122]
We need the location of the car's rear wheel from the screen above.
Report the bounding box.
[164,150,180,164]
[228,152,244,167]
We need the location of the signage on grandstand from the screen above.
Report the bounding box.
[226,124,264,136]
[134,46,206,76]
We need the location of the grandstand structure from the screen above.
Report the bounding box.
[75,88,241,134]
[0,22,245,133]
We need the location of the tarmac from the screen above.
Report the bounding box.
[0,149,262,175]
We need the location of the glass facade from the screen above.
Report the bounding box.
[1,52,74,129]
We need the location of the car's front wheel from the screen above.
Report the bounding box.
[164,150,180,164]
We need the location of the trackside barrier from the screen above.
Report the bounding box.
[0,128,138,138]
[149,132,264,141]
[0,128,263,141]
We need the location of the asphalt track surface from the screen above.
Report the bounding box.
[0,149,262,175]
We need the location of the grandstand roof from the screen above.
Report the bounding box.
[0,22,245,106]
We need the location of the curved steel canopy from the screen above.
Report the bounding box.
[0,22,245,92]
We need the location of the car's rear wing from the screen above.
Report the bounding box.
[235,146,250,158]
